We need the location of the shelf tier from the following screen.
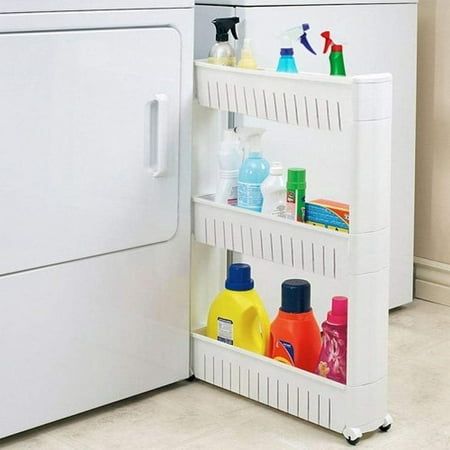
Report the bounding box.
[194,195,349,278]
[193,195,389,277]
[195,60,392,130]
[192,329,388,434]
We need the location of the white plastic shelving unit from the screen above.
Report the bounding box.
[192,60,393,445]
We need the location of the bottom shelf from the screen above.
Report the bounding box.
[191,329,388,436]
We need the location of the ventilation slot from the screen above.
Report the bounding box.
[207,81,212,108]
[216,81,221,110]
[337,101,343,131]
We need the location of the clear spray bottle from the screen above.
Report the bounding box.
[209,17,240,67]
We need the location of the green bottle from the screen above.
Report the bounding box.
[321,31,346,76]
[329,44,346,76]
[286,168,307,222]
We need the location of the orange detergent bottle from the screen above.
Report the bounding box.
[268,279,321,373]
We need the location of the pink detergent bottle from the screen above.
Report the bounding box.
[317,296,348,384]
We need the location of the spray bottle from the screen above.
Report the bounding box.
[209,17,240,66]
[277,24,316,74]
[236,127,269,212]
[216,129,242,206]
[321,31,346,76]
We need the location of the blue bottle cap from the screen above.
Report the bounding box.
[280,48,294,56]
[225,263,254,291]
[281,279,311,313]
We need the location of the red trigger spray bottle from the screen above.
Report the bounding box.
[321,31,346,76]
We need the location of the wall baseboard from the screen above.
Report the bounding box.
[415,257,450,307]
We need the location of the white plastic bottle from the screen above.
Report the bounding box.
[216,129,242,205]
[261,162,286,217]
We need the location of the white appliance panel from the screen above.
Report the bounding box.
[0,27,181,275]
[197,0,414,5]
[0,6,193,438]
[0,243,190,438]
[0,0,193,13]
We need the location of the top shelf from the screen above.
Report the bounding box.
[194,60,392,131]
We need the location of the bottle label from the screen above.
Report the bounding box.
[316,325,347,384]
[271,203,287,218]
[217,317,233,345]
[297,191,306,222]
[238,182,263,211]
[273,339,295,366]
[286,189,305,222]
[285,190,296,220]
[228,186,238,206]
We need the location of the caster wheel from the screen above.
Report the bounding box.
[187,374,196,382]
[343,427,362,446]
[379,414,393,432]
[346,437,361,446]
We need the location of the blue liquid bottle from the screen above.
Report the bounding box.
[277,24,317,74]
[277,48,298,73]
[236,128,269,212]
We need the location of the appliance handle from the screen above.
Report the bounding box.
[152,94,169,178]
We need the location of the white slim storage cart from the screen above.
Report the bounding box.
[191,61,393,445]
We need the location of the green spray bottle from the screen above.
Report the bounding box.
[321,31,346,76]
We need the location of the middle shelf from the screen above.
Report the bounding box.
[193,195,349,279]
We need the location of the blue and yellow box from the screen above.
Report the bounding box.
[305,199,350,233]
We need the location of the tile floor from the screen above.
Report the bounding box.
[1,299,449,450]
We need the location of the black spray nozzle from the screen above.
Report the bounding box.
[212,17,240,42]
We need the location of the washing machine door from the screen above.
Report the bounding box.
[0,26,183,274]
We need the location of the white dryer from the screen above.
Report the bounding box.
[0,1,193,437]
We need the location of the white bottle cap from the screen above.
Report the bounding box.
[270,162,283,176]
[223,129,238,142]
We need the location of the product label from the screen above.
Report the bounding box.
[316,325,347,384]
[227,186,238,206]
[238,182,263,211]
[217,317,233,345]
[297,192,306,223]
[285,190,296,221]
[273,339,295,366]
[271,203,287,218]
[305,202,349,233]
[285,190,305,222]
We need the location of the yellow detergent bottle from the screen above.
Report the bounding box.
[206,263,270,355]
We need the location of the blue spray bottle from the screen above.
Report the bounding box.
[277,24,317,74]
[236,127,269,212]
